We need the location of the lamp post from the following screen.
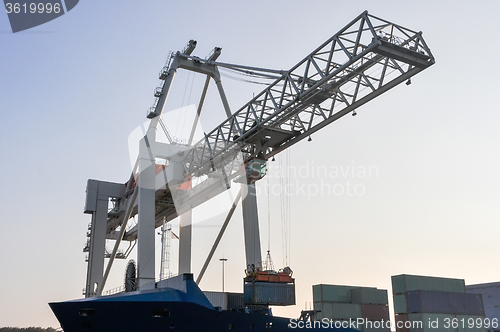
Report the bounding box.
[219,257,228,292]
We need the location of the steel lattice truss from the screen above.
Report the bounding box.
[184,10,434,180]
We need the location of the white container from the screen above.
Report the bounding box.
[203,291,227,310]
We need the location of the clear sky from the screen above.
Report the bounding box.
[1,0,500,328]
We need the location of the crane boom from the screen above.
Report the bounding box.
[111,10,435,241]
[183,11,434,180]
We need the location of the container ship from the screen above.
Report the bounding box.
[50,273,351,331]
[49,11,434,331]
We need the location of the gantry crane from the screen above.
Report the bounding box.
[82,11,434,300]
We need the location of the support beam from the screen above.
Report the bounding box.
[241,183,262,269]
[137,136,156,288]
[83,179,125,298]
[178,210,193,274]
[213,66,232,118]
[85,194,107,297]
[188,75,210,146]
[96,187,138,296]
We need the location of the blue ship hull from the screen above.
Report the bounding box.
[49,274,355,331]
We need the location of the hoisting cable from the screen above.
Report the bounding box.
[278,155,285,267]
[286,149,291,266]
[220,66,282,80]
[180,71,196,139]
[217,63,285,87]
[176,71,192,138]
[267,170,271,254]
[219,70,274,86]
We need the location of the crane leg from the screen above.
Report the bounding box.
[178,210,192,274]
[83,179,125,297]
[85,195,107,297]
[137,136,156,288]
[242,183,262,270]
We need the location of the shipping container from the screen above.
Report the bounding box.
[401,313,488,332]
[314,302,323,319]
[361,304,389,321]
[352,288,388,305]
[394,294,408,314]
[455,315,488,332]
[314,302,362,320]
[466,281,500,329]
[227,292,245,309]
[408,313,457,332]
[313,284,368,303]
[396,314,410,332]
[407,290,484,316]
[326,319,353,330]
[392,275,466,295]
[364,324,391,332]
[203,291,227,310]
[244,282,295,306]
[324,319,389,332]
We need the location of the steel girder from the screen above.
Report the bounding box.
[182,11,434,181]
[100,11,436,244]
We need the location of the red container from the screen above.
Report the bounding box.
[361,304,389,321]
[395,314,410,332]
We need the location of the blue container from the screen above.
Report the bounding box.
[406,290,484,315]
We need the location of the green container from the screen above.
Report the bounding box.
[315,302,362,320]
[328,302,362,320]
[313,284,367,303]
[351,288,388,305]
[313,285,350,303]
[314,302,324,319]
[392,275,466,295]
[455,315,487,332]
[394,294,408,314]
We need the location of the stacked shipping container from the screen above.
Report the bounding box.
[203,291,245,310]
[466,282,500,332]
[392,274,487,332]
[313,284,390,331]
[244,281,296,306]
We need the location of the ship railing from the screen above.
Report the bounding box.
[102,285,125,296]
[158,272,177,281]
[101,273,181,296]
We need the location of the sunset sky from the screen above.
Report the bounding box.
[1,0,499,328]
